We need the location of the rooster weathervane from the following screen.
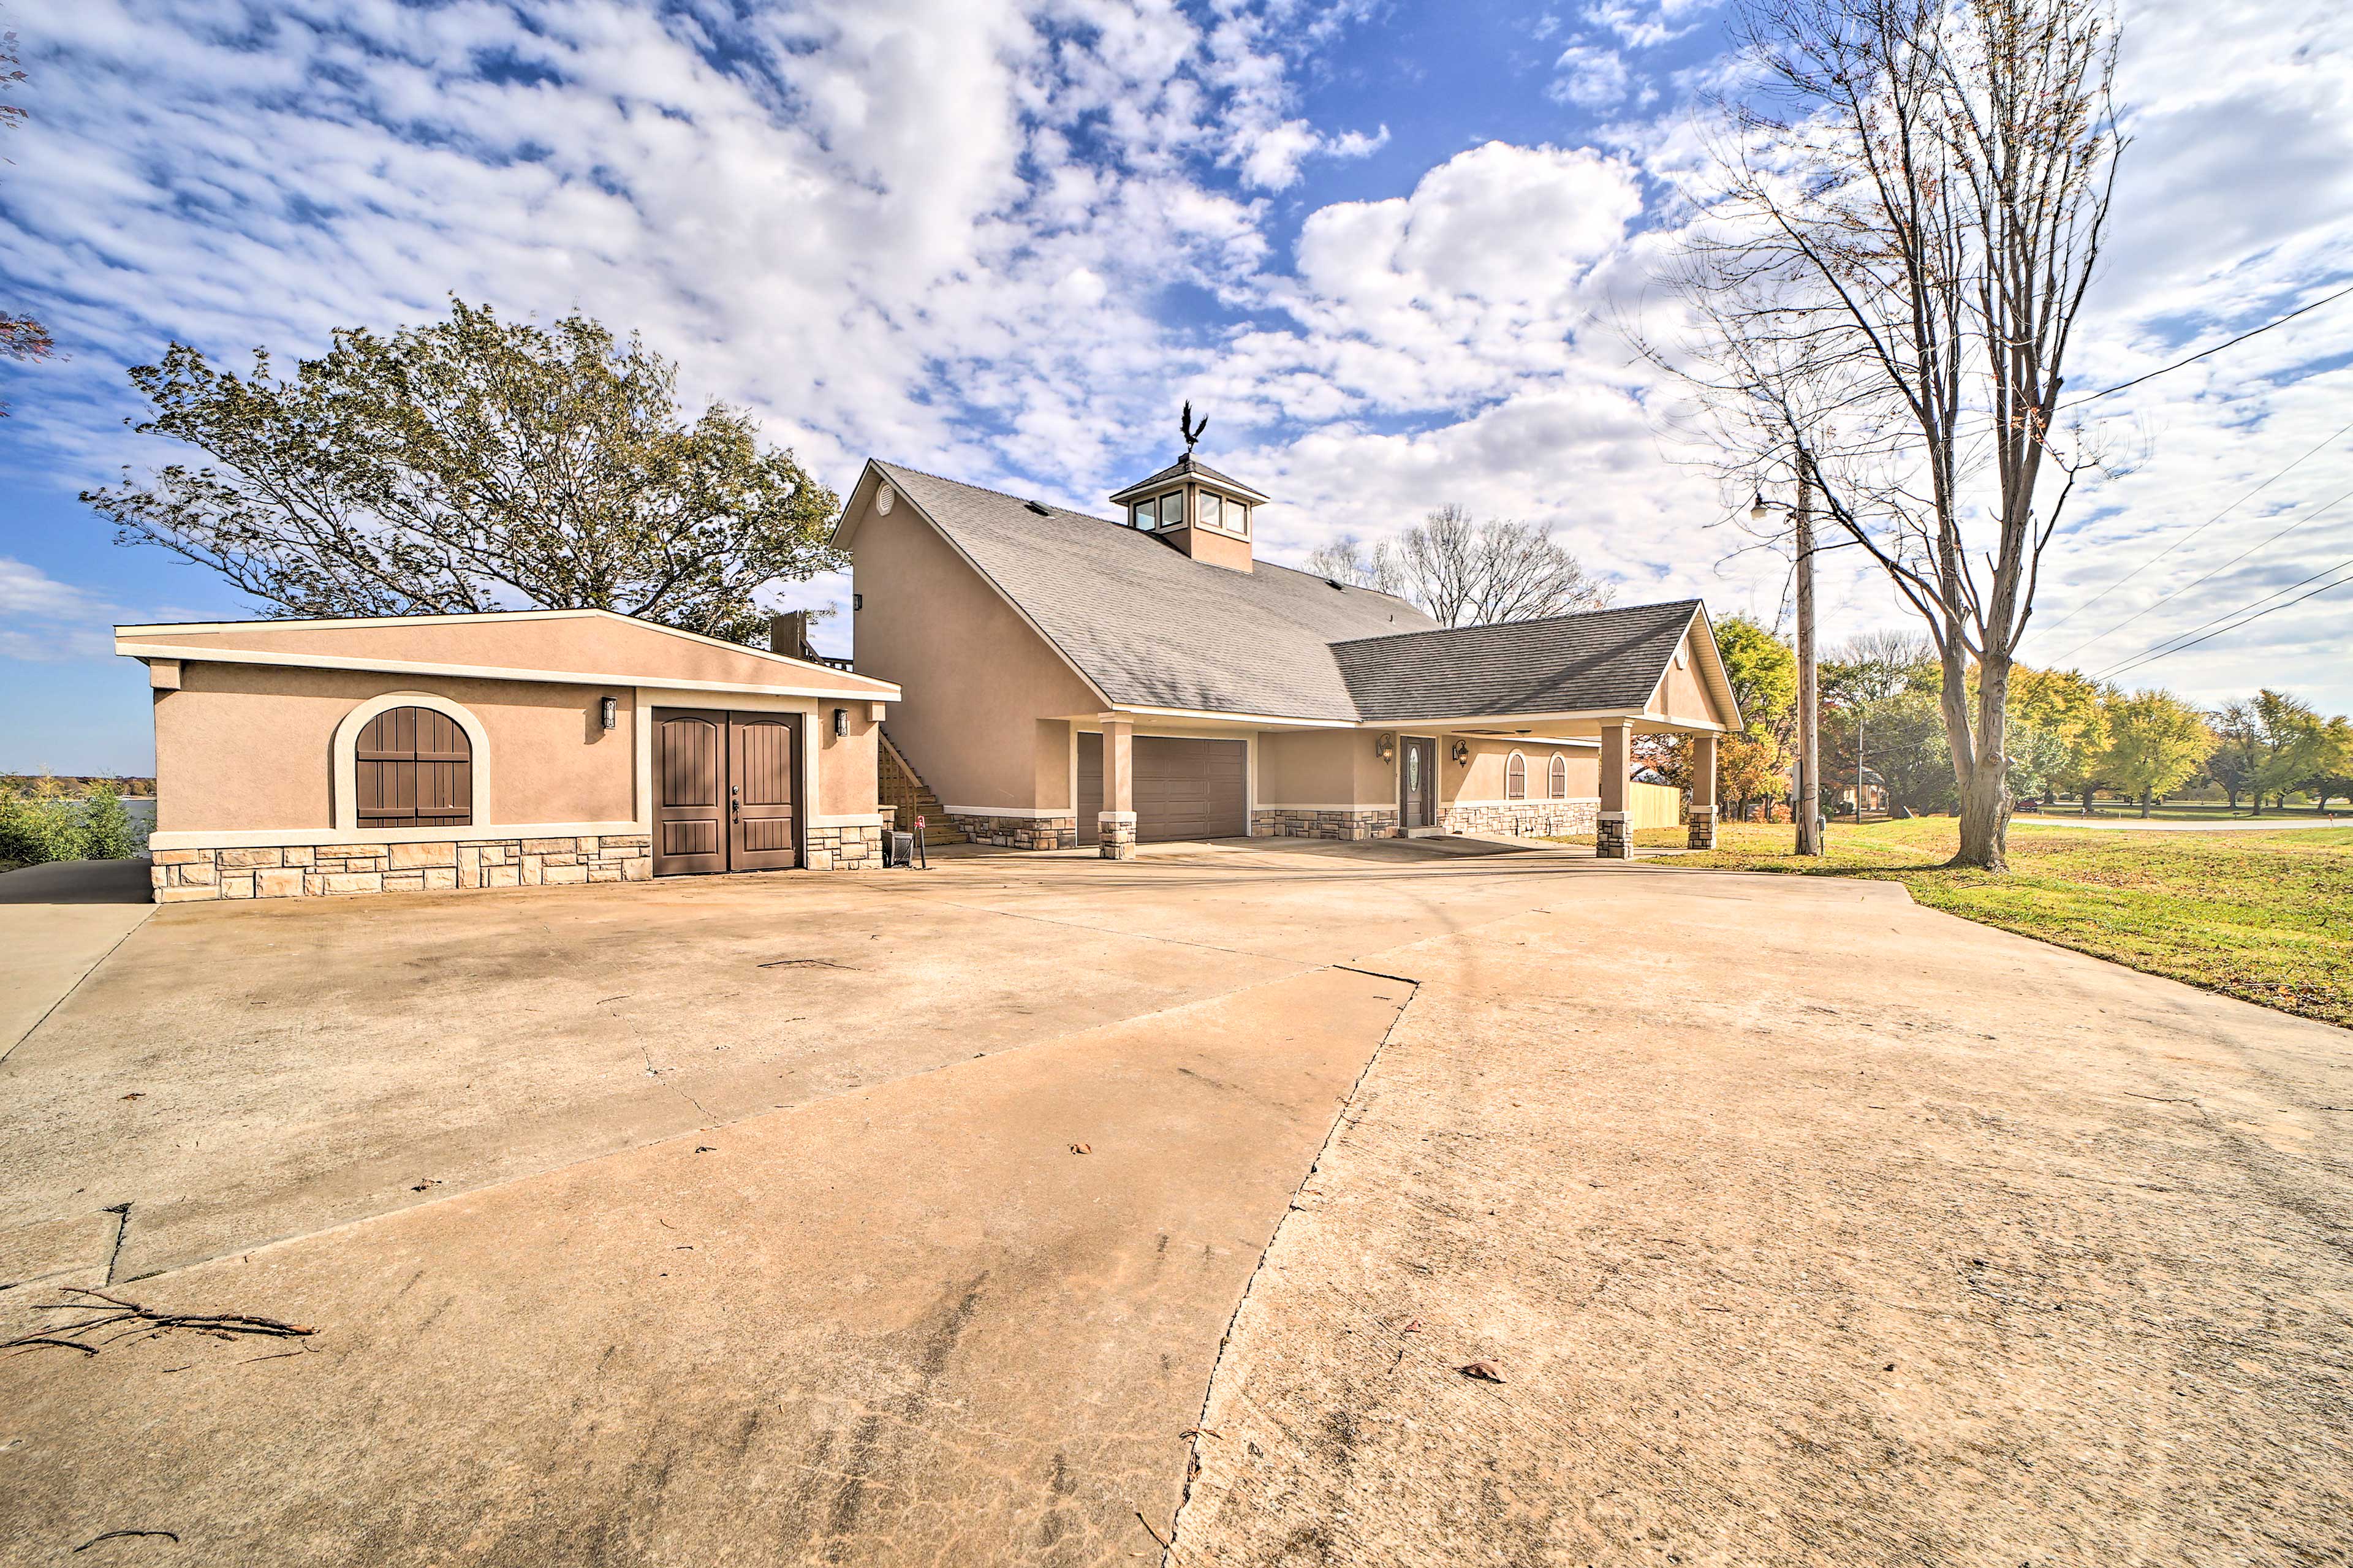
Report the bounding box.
[1179,400,1208,454]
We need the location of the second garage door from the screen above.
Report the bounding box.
[1078,735,1248,844]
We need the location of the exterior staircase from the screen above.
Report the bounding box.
[878,730,963,846]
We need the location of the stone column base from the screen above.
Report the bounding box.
[1596,811,1631,859]
[1686,805,1718,850]
[1098,812,1137,860]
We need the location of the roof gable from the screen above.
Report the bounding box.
[1332,601,1713,724]
[855,461,1433,722]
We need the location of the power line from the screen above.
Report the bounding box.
[2097,567,2353,684]
[2032,420,2352,640]
[2095,551,2353,683]
[2047,480,2353,665]
[2059,281,2353,409]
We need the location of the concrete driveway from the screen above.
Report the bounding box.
[2,843,2347,1565]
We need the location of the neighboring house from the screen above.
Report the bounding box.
[839,450,1741,859]
[114,610,899,902]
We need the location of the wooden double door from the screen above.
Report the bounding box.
[653,708,801,876]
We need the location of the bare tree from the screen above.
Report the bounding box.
[1303,534,1406,596]
[1661,0,2125,869]
[1384,504,1615,627]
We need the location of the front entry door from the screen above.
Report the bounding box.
[653,708,801,876]
[729,713,799,869]
[1400,737,1438,830]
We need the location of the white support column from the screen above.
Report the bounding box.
[1688,732,1718,850]
[1098,717,1136,860]
[1597,720,1632,859]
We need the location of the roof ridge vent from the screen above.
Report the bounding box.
[1024,499,1051,516]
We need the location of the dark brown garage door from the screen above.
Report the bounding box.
[1077,736,1248,844]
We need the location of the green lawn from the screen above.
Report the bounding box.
[1621,817,2353,1028]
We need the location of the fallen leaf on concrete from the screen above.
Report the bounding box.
[119,1093,145,1102]
[409,1178,441,1192]
[695,1145,717,1154]
[1458,1360,1506,1384]
[1070,1143,1091,1154]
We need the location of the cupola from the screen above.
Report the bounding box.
[1107,403,1269,574]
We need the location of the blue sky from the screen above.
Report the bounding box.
[3,0,2349,775]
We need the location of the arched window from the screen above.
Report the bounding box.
[1505,751,1527,800]
[357,706,473,827]
[1548,754,1568,799]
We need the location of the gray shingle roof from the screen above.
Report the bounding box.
[876,463,1433,721]
[1106,454,1270,503]
[870,462,1710,727]
[1331,600,1702,723]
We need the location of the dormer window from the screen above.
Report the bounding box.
[1131,491,1184,530]
[1199,493,1249,537]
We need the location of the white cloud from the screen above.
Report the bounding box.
[0,557,116,661]
[1548,43,1634,108]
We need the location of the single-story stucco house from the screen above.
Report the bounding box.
[113,610,900,901]
[839,449,1740,861]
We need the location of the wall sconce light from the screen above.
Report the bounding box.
[833,707,849,738]
[1374,732,1396,763]
[1450,740,1470,766]
[599,695,618,731]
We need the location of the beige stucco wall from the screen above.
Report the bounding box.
[1645,623,1735,729]
[155,663,635,834]
[816,703,882,819]
[1447,738,1601,804]
[128,612,890,700]
[850,493,1101,811]
[1257,729,1393,806]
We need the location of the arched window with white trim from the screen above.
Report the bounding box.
[333,692,490,833]
[1548,754,1568,799]
[1505,751,1527,800]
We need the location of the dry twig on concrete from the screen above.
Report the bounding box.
[3,1287,314,1358]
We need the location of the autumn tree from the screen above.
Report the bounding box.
[2010,666,2112,811]
[85,299,841,645]
[2097,691,2210,817]
[1,29,56,414]
[1642,614,1797,820]
[1667,0,2127,870]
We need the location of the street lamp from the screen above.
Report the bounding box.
[1751,479,1824,857]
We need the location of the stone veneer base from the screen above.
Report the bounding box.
[151,825,885,902]
[947,812,1079,850]
[1439,799,1600,839]
[1686,805,1718,850]
[1252,808,1403,841]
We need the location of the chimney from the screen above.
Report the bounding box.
[769,611,810,659]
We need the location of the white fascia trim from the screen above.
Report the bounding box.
[150,821,642,850]
[116,643,899,702]
[115,607,884,689]
[1109,705,1338,728]
[941,805,1075,819]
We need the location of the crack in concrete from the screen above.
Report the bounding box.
[1160,966,1423,1566]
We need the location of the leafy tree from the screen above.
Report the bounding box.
[1821,631,1933,818]
[2010,667,2112,810]
[1639,614,1797,819]
[84,298,842,645]
[1,30,56,415]
[0,786,82,866]
[1857,687,1957,817]
[2099,690,2210,817]
[78,784,142,860]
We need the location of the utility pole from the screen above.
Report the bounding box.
[1793,461,1822,856]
